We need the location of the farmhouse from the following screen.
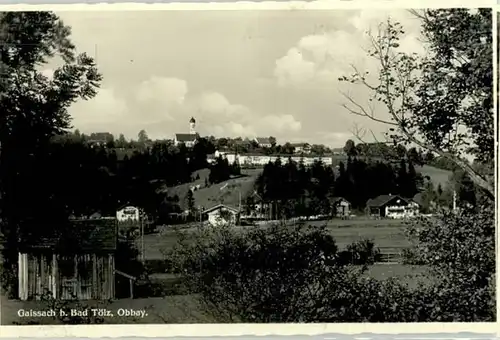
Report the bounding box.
[366,194,420,219]
[203,204,240,226]
[18,218,118,301]
[331,197,351,218]
[116,205,140,222]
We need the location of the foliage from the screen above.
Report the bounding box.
[404,205,495,320]
[169,215,495,322]
[338,239,382,266]
[0,12,103,295]
[254,155,422,218]
[339,9,493,199]
[208,156,240,184]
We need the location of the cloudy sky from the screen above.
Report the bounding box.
[51,9,426,147]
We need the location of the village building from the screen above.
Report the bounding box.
[87,132,114,147]
[174,117,199,147]
[17,218,120,301]
[116,205,140,222]
[331,197,351,218]
[203,204,240,226]
[254,137,273,148]
[290,142,311,154]
[366,194,420,219]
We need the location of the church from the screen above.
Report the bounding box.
[174,117,199,148]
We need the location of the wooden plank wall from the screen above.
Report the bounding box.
[18,253,28,300]
[19,252,115,301]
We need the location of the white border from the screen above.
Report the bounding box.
[1,322,499,338]
[0,1,498,338]
[0,0,495,11]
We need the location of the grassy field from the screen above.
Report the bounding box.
[140,218,410,261]
[160,168,261,211]
[417,164,452,188]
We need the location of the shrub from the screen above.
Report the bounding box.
[338,239,382,265]
[168,206,495,322]
[405,205,495,321]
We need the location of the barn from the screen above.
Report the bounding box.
[18,218,118,301]
[331,197,351,218]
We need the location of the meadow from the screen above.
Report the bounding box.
[140,218,411,261]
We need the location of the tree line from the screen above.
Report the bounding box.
[251,156,424,219]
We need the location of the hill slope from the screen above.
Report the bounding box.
[161,169,260,211]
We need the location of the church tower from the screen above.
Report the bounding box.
[189,117,196,134]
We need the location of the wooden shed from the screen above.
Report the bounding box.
[18,218,117,301]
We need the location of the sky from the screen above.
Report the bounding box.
[50,9,426,148]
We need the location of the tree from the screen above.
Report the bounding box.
[339,9,493,200]
[268,136,277,148]
[138,129,149,144]
[343,139,357,158]
[0,12,102,295]
[185,190,195,217]
[116,133,127,148]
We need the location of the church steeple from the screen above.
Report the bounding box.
[189,117,196,134]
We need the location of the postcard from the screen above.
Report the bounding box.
[0,0,497,338]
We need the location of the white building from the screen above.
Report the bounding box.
[203,204,240,226]
[367,195,420,219]
[212,152,333,167]
[116,205,140,222]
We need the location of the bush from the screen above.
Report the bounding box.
[168,206,495,322]
[167,222,347,322]
[405,205,495,321]
[338,239,382,265]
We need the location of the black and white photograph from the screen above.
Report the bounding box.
[0,6,495,326]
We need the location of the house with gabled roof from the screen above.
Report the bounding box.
[366,194,419,219]
[203,204,240,226]
[254,137,273,148]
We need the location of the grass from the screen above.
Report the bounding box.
[140,218,410,261]
[417,165,452,188]
[160,169,260,211]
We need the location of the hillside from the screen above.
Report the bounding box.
[159,163,451,211]
[160,169,260,211]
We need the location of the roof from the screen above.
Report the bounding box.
[366,195,410,208]
[19,218,118,252]
[88,132,113,142]
[175,133,199,142]
[117,204,138,211]
[290,142,310,147]
[331,197,350,204]
[202,204,239,214]
[255,137,271,144]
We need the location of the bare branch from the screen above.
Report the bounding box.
[339,91,398,126]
